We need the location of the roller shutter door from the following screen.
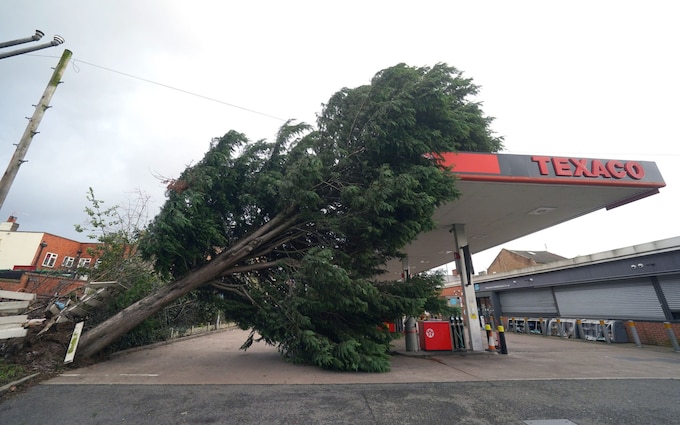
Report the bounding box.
[498,288,557,316]
[658,275,680,310]
[554,279,665,320]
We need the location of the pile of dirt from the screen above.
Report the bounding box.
[19,324,71,370]
[0,323,89,397]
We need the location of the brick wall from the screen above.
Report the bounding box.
[36,236,98,271]
[0,272,86,299]
[626,321,680,347]
[487,250,536,274]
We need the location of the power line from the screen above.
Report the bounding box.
[72,57,287,122]
[27,53,287,122]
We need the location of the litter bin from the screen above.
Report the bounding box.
[418,320,453,351]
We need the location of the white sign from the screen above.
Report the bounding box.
[64,321,84,364]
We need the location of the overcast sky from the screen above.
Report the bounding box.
[1,1,678,272]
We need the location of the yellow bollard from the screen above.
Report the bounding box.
[497,325,508,354]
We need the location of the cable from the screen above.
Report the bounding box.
[26,53,287,122]
[73,58,287,121]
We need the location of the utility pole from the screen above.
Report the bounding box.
[0,48,72,211]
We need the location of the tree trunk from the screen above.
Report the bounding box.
[77,211,299,359]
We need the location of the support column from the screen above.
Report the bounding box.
[401,257,410,281]
[452,224,484,351]
[402,257,419,352]
[490,291,502,330]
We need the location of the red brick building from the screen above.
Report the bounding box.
[0,216,99,298]
[487,249,567,274]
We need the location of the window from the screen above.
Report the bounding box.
[78,258,91,268]
[42,252,58,268]
[62,256,75,268]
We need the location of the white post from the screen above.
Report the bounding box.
[627,320,643,348]
[664,322,680,352]
[452,224,484,351]
[403,257,419,352]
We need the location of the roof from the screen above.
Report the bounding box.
[474,235,680,292]
[506,250,567,264]
[381,152,666,280]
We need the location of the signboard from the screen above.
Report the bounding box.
[64,321,84,364]
[437,152,665,188]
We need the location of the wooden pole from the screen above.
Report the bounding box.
[0,49,72,210]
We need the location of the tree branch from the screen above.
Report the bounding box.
[219,258,300,276]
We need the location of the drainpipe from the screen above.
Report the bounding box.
[33,241,48,270]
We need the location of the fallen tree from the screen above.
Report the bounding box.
[76,63,502,370]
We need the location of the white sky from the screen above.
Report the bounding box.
[1,1,678,272]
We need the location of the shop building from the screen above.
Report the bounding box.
[474,237,680,346]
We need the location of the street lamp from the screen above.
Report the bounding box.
[0,30,65,60]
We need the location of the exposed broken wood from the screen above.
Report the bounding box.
[0,327,28,339]
[0,315,27,325]
[0,292,35,340]
[38,281,125,336]
[0,301,31,314]
[0,290,36,301]
[23,318,46,328]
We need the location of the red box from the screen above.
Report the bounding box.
[418,321,453,351]
[379,322,396,333]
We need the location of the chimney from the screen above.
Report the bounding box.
[0,215,19,231]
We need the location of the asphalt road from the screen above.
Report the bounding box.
[1,328,679,424]
[2,379,679,424]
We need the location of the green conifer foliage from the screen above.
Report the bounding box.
[84,63,501,369]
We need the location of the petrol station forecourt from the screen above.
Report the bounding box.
[384,151,665,352]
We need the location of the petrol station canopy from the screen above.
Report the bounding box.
[382,152,666,280]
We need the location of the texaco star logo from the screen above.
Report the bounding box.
[425,328,435,338]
